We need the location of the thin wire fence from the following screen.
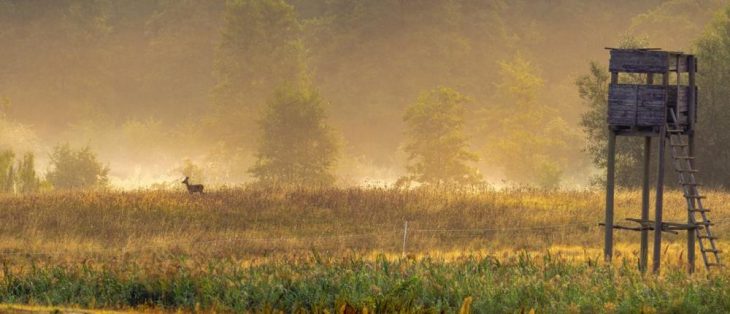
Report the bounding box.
[2,217,728,259]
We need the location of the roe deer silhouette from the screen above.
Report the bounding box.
[182,176,204,194]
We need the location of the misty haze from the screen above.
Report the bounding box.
[2,0,730,312]
[1,0,721,190]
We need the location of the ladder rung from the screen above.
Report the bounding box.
[668,129,684,133]
[690,208,711,212]
[676,169,699,173]
[698,235,718,239]
[706,263,724,267]
[702,248,721,253]
[675,156,695,159]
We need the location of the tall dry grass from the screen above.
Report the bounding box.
[0,186,726,268]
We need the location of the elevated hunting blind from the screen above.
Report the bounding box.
[607,48,696,132]
[602,48,721,273]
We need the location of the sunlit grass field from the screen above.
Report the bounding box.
[1,187,729,312]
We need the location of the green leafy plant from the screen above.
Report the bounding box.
[46,144,109,190]
[401,87,481,187]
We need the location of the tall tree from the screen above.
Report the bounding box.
[249,84,339,186]
[694,5,730,186]
[483,56,582,188]
[302,0,508,165]
[401,87,481,187]
[628,0,725,51]
[211,0,307,151]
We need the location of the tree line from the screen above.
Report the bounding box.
[0,143,108,193]
[0,0,728,188]
[254,0,730,188]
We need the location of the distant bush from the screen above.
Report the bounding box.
[249,84,339,186]
[0,151,42,194]
[16,152,40,193]
[0,150,14,193]
[46,144,109,190]
[175,158,205,184]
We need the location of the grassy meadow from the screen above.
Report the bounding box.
[0,186,729,312]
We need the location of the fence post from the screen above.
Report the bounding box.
[402,221,408,257]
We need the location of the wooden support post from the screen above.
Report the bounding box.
[653,127,666,274]
[640,136,651,273]
[605,130,616,263]
[688,56,696,131]
[642,70,655,272]
[653,70,669,274]
[688,133,696,273]
[686,55,697,274]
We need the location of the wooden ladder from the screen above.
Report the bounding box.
[667,108,722,269]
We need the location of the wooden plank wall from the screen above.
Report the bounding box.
[610,50,668,73]
[608,84,692,127]
[608,84,637,126]
[610,50,689,73]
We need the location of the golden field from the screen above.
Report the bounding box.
[0,186,726,268]
[1,187,729,313]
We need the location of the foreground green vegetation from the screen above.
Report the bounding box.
[2,254,730,313]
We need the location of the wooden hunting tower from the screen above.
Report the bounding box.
[602,48,722,273]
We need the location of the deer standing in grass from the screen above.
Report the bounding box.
[182,176,204,194]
